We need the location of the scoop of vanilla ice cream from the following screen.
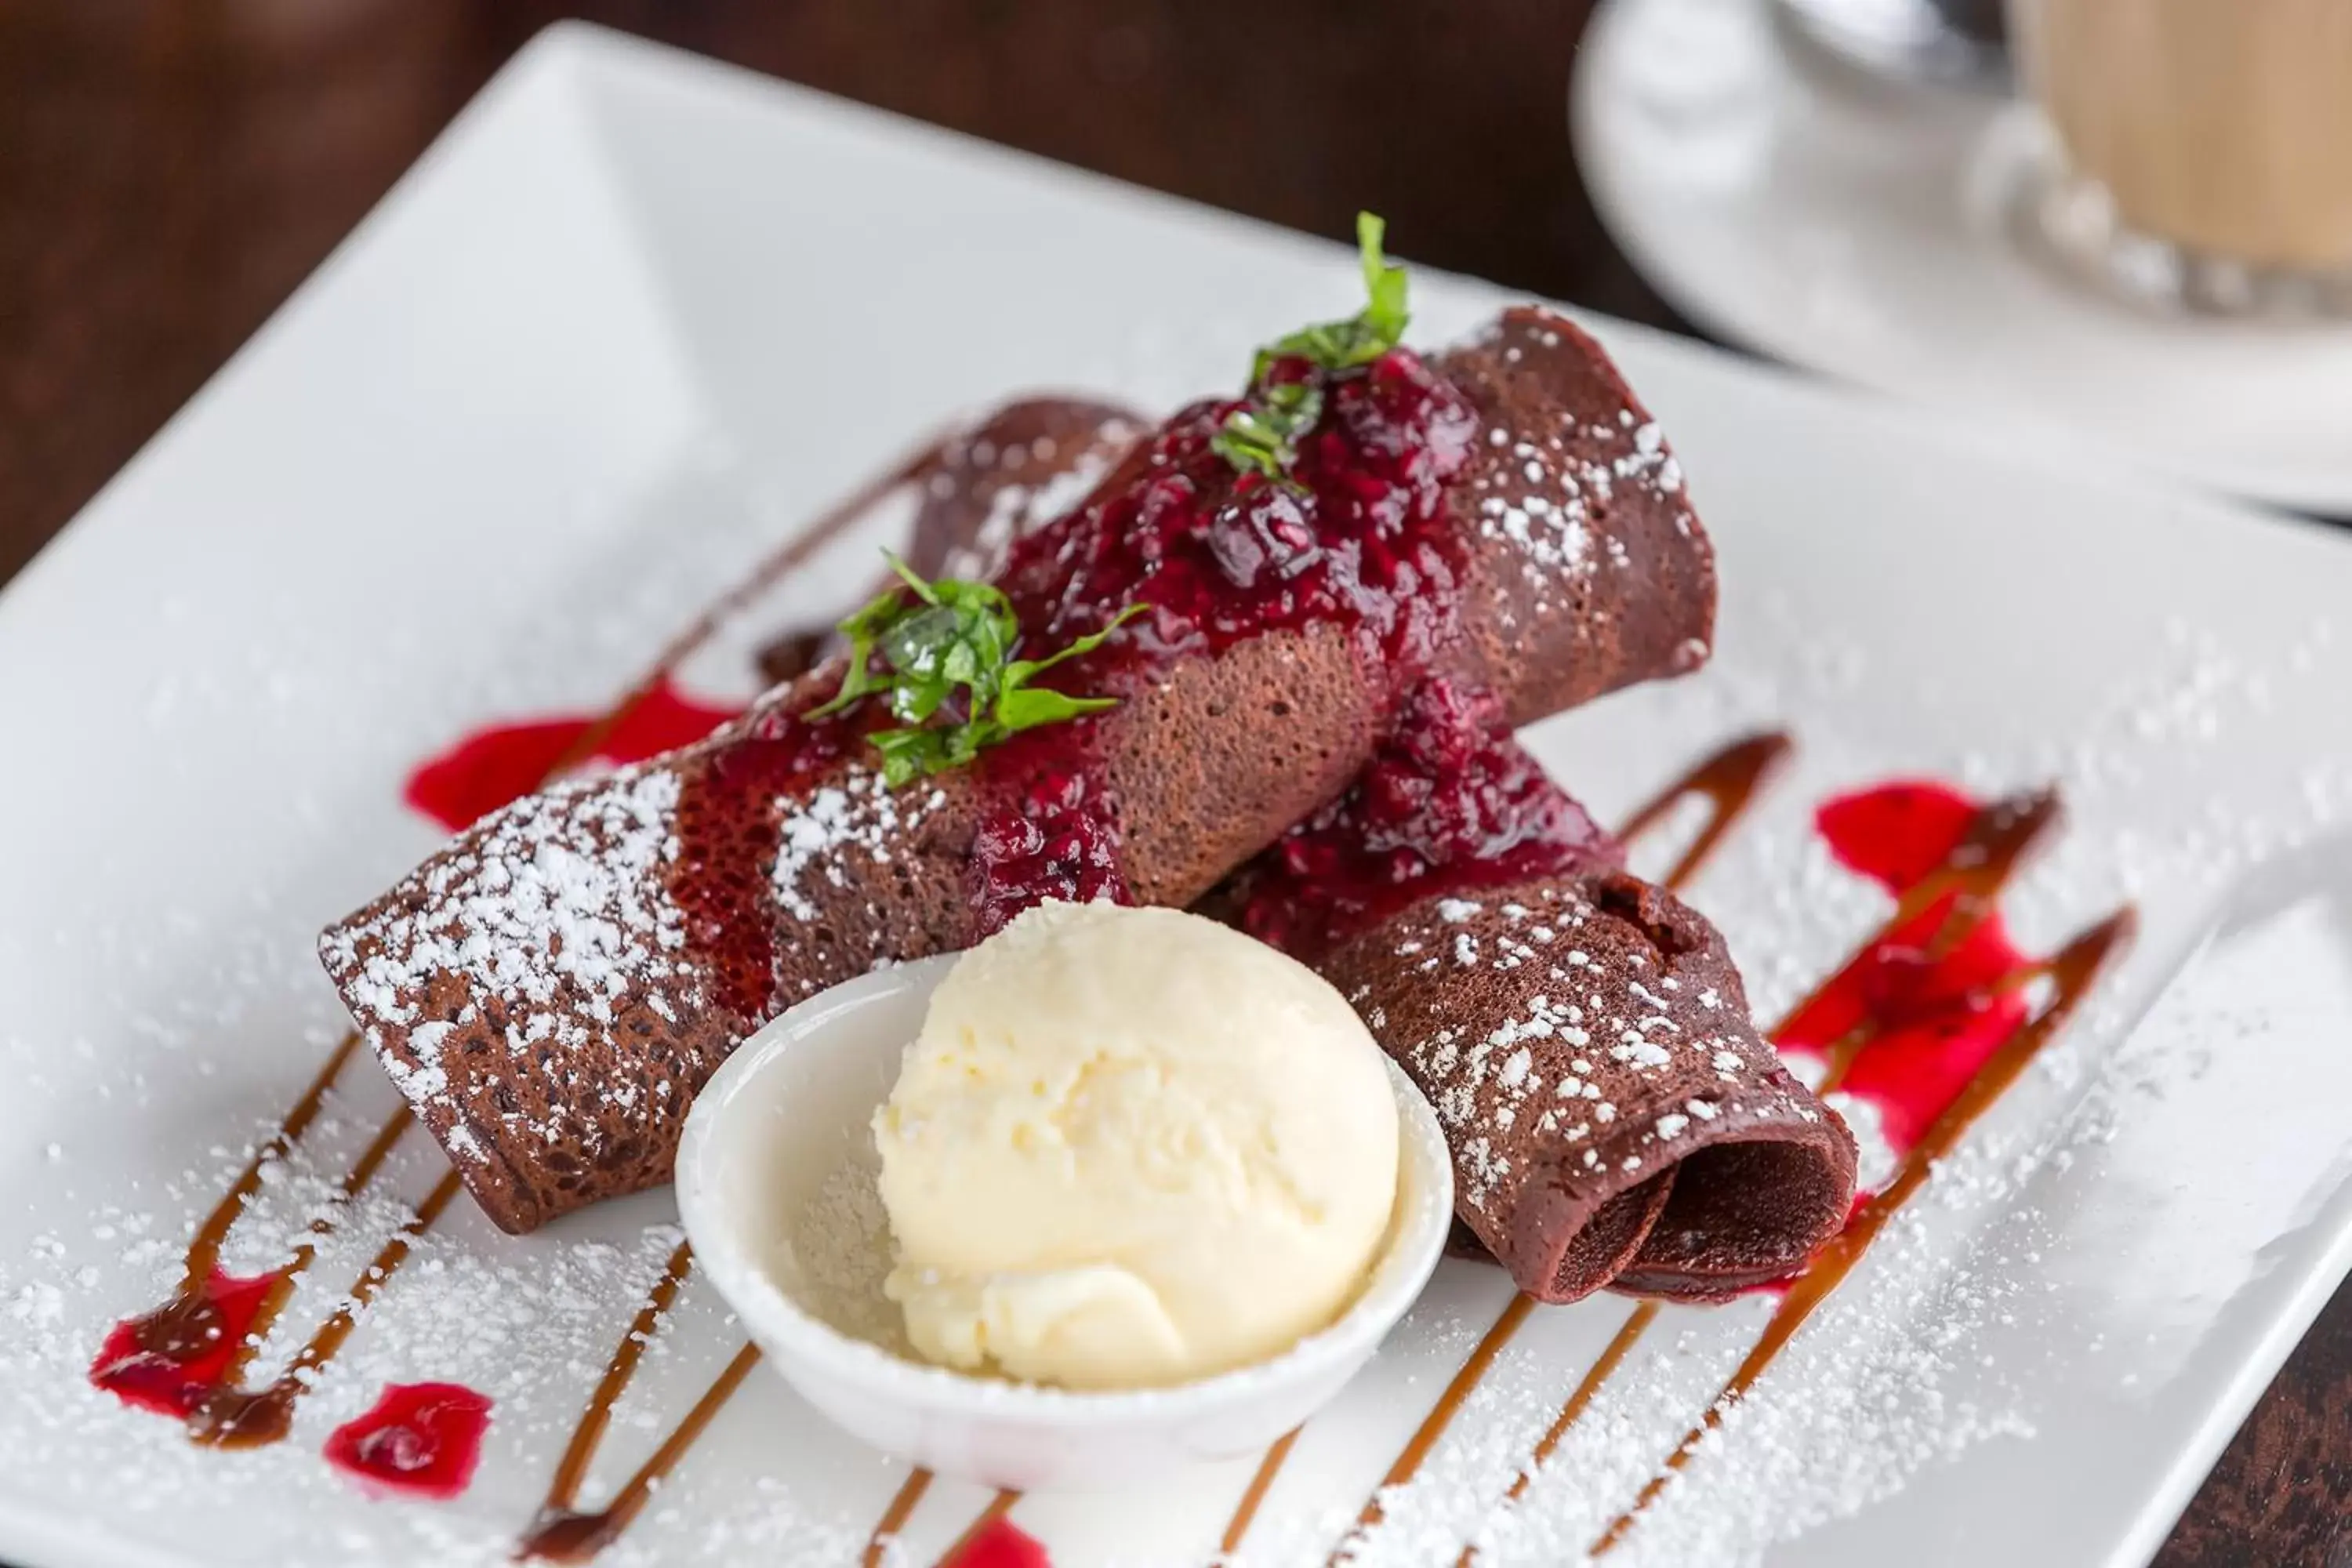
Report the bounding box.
[871,900,1400,1389]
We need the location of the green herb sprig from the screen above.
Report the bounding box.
[809,554,1143,786]
[1208,378,1324,482]
[1210,211,1411,482]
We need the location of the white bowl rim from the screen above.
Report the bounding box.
[676,952,1457,1425]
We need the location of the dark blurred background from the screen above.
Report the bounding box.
[0,3,2343,1563]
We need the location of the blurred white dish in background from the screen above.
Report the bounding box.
[1575,0,2352,513]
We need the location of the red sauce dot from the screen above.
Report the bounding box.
[945,1517,1053,1568]
[1814,780,1980,892]
[323,1381,492,1501]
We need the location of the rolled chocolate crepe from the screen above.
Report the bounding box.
[1316,870,1857,1304]
[322,307,1718,1235]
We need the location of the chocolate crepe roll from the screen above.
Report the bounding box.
[322,309,1715,1234]
[1318,873,1857,1305]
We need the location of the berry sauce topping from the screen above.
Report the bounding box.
[995,348,1479,692]
[966,722,1128,938]
[1238,677,1620,960]
[666,694,862,1025]
[323,1381,493,1500]
[662,341,1487,1011]
[956,345,1483,945]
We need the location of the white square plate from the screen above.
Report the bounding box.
[3,24,2350,1568]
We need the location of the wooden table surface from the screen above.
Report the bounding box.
[1,2,2345,1563]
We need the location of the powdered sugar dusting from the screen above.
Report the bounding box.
[1458,322,1698,627]
[771,770,945,925]
[320,766,701,1163]
[1365,886,1806,1225]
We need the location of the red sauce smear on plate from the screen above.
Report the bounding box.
[403,677,741,832]
[89,1269,281,1417]
[324,1381,493,1500]
[1779,781,2036,1154]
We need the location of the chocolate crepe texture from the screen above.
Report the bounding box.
[1316,872,1857,1303]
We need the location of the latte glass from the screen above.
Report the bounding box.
[2006,0,2352,315]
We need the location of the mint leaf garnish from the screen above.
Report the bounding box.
[1252,212,1412,380]
[810,553,1143,786]
[1209,379,1325,483]
[1215,211,1411,481]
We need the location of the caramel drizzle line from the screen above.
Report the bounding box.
[1427,1303,1667,1566]
[1218,1426,1302,1559]
[1585,909,2135,1556]
[113,1030,373,1368]
[1466,1299,1660,1551]
[217,1105,418,1385]
[190,1167,468,1446]
[533,1240,699,1524]
[935,1492,1022,1568]
[1322,779,2067,1566]
[1616,731,1794,895]
[864,1468,937,1568]
[1210,733,1789,1566]
[1334,1294,1537,1549]
[185,1029,368,1282]
[517,1343,767,1563]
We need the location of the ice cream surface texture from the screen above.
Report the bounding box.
[871,900,1402,1389]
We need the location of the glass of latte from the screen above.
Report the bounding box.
[2008,0,2352,316]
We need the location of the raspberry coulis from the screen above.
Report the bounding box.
[89,1269,281,1418]
[322,1382,493,1500]
[1237,677,1617,960]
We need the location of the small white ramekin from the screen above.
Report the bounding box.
[675,952,1453,1492]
